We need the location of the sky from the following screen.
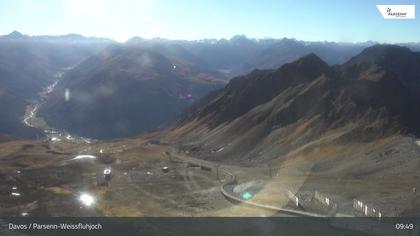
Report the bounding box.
[0,0,419,43]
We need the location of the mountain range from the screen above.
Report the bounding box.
[165,45,420,166]
[1,31,420,140]
[126,35,375,77]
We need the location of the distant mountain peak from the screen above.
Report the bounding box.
[9,30,22,36]
[4,30,28,39]
[277,52,331,79]
[349,44,412,64]
[295,53,326,65]
[343,44,417,73]
[61,33,85,40]
[230,34,253,44]
[342,44,420,102]
[125,36,146,45]
[230,34,248,40]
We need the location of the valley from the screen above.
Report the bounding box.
[21,69,93,145]
[1,64,280,217]
[0,31,419,219]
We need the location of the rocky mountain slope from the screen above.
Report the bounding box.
[165,45,420,167]
[40,45,226,139]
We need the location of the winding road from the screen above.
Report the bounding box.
[165,150,323,217]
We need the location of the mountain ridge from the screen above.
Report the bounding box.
[40,45,226,139]
[166,44,420,164]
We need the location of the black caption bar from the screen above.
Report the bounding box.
[1,217,420,236]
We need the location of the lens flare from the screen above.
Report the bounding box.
[79,193,95,207]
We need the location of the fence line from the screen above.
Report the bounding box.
[353,199,382,218]
[314,191,339,216]
[287,190,300,208]
[314,191,331,207]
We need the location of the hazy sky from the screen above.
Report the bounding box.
[0,0,419,42]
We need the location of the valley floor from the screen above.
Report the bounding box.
[0,137,281,217]
[1,133,420,217]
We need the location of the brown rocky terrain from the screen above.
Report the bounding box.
[154,44,420,216]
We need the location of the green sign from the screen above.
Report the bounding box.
[242,192,253,200]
